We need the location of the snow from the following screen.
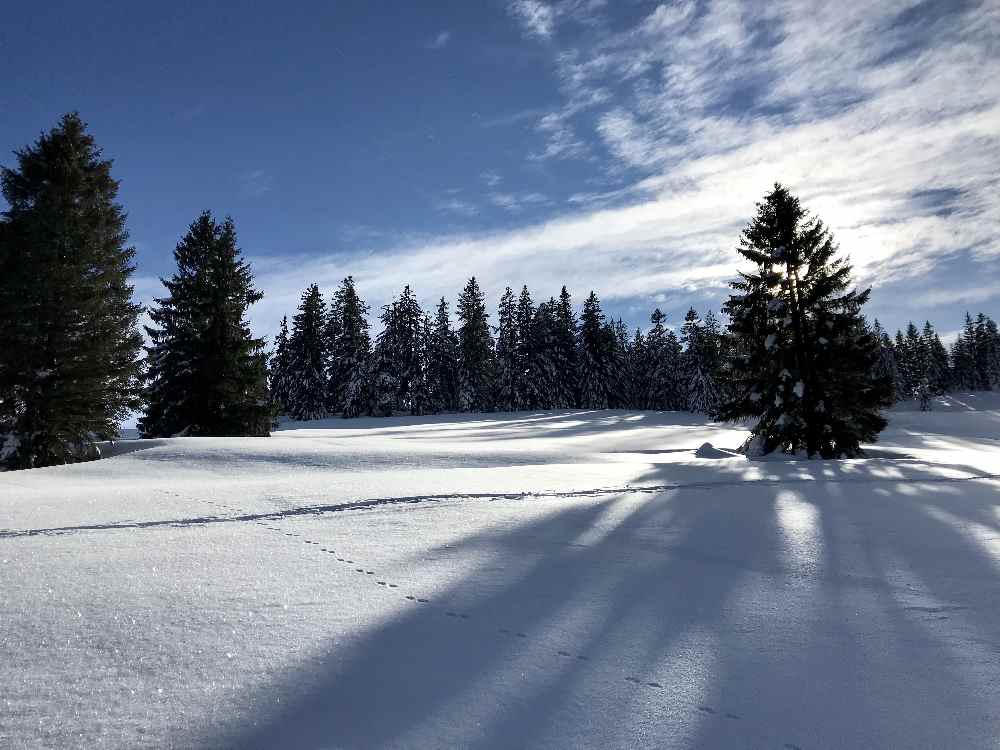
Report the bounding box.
[2,403,1000,748]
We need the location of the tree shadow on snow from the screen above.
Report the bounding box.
[198,456,1000,749]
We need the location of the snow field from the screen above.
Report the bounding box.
[2,403,1000,749]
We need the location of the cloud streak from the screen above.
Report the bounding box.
[249,0,1000,340]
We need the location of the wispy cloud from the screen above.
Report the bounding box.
[480,170,503,187]
[507,0,557,39]
[249,0,1000,341]
[426,30,452,49]
[488,191,550,212]
[530,111,588,160]
[238,169,273,198]
[507,0,608,39]
[432,195,480,217]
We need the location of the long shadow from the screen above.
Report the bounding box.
[189,454,1000,749]
[683,458,1000,749]
[201,485,784,749]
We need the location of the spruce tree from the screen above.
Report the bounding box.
[608,318,632,409]
[526,300,561,409]
[871,320,899,404]
[628,328,648,410]
[952,313,978,390]
[425,298,461,413]
[495,287,519,411]
[903,322,926,397]
[326,276,371,417]
[285,284,329,420]
[719,184,889,457]
[515,286,538,409]
[0,113,143,468]
[922,321,951,394]
[681,308,720,415]
[269,316,292,412]
[142,212,270,437]
[552,286,579,407]
[973,313,1000,390]
[456,277,495,411]
[369,286,425,415]
[577,291,614,409]
[645,309,683,410]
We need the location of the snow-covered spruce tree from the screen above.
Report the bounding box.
[681,308,720,415]
[142,212,270,438]
[269,316,292,413]
[369,286,425,415]
[515,285,538,409]
[425,297,461,413]
[0,113,143,469]
[394,286,427,414]
[902,322,927,396]
[525,299,560,409]
[950,313,977,391]
[608,318,632,409]
[325,276,371,417]
[893,329,912,398]
[495,287,519,411]
[628,328,648,410]
[871,320,899,404]
[922,321,951,394]
[456,277,496,411]
[577,292,615,409]
[645,309,683,410]
[719,184,890,458]
[973,313,1000,389]
[552,286,579,407]
[285,284,328,420]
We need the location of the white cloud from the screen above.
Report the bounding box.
[248,0,1000,341]
[530,111,588,160]
[238,169,272,198]
[432,196,480,218]
[426,30,451,49]
[488,191,550,212]
[480,170,503,187]
[507,0,557,39]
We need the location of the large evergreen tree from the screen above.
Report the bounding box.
[720,184,889,457]
[645,309,683,410]
[525,299,561,409]
[494,287,520,411]
[0,113,143,468]
[515,285,539,409]
[326,276,371,417]
[552,286,579,407]
[285,284,328,420]
[608,318,633,409]
[681,308,720,415]
[871,320,899,404]
[369,286,426,415]
[425,298,461,413]
[577,292,614,409]
[269,316,292,412]
[142,212,270,437]
[456,277,495,411]
[950,313,978,391]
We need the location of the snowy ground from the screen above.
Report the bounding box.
[2,397,999,749]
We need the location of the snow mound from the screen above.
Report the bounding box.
[694,441,742,459]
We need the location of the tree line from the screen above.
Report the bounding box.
[2,114,997,468]
[269,278,728,421]
[872,314,1000,401]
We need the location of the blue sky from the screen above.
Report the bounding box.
[2,0,998,343]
